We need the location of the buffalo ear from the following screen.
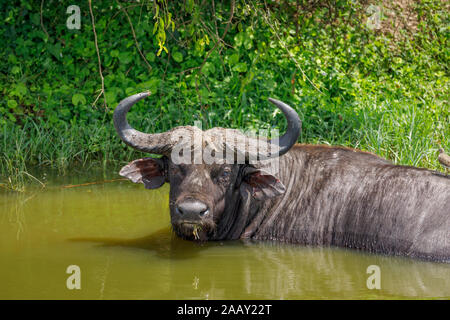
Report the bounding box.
[240,167,286,200]
[119,157,168,189]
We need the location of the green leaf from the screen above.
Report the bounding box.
[105,91,117,104]
[201,62,215,75]
[48,43,62,59]
[11,83,28,98]
[137,78,160,92]
[7,100,18,109]
[8,54,18,64]
[31,13,40,26]
[11,66,20,74]
[244,36,253,50]
[119,52,133,64]
[233,62,247,73]
[228,53,239,66]
[234,32,244,47]
[172,51,183,62]
[146,52,156,62]
[8,113,16,122]
[110,50,119,58]
[125,87,136,95]
[186,0,194,13]
[72,93,86,106]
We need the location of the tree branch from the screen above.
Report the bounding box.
[178,0,235,76]
[40,0,49,38]
[88,0,108,110]
[116,0,153,73]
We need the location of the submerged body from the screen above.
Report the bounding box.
[229,145,450,262]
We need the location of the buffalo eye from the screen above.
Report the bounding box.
[221,170,230,177]
[215,168,231,182]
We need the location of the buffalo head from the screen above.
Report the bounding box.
[114,92,301,240]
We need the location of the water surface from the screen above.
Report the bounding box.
[1,170,449,299]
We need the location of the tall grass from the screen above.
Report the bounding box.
[0,120,145,191]
[1,94,447,192]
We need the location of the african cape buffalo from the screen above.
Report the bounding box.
[114,92,449,262]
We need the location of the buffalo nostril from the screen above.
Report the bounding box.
[176,200,208,217]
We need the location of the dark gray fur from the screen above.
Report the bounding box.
[226,145,449,262]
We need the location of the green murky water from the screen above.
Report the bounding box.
[1,170,449,299]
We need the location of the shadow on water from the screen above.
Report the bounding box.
[69,230,450,298]
[69,227,217,260]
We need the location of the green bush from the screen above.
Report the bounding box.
[0,0,448,190]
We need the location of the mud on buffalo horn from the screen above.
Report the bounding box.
[113,91,301,160]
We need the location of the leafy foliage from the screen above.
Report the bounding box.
[0,0,448,188]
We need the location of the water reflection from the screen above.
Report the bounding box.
[71,227,450,299]
[238,241,450,299]
[0,176,449,299]
[70,227,213,260]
